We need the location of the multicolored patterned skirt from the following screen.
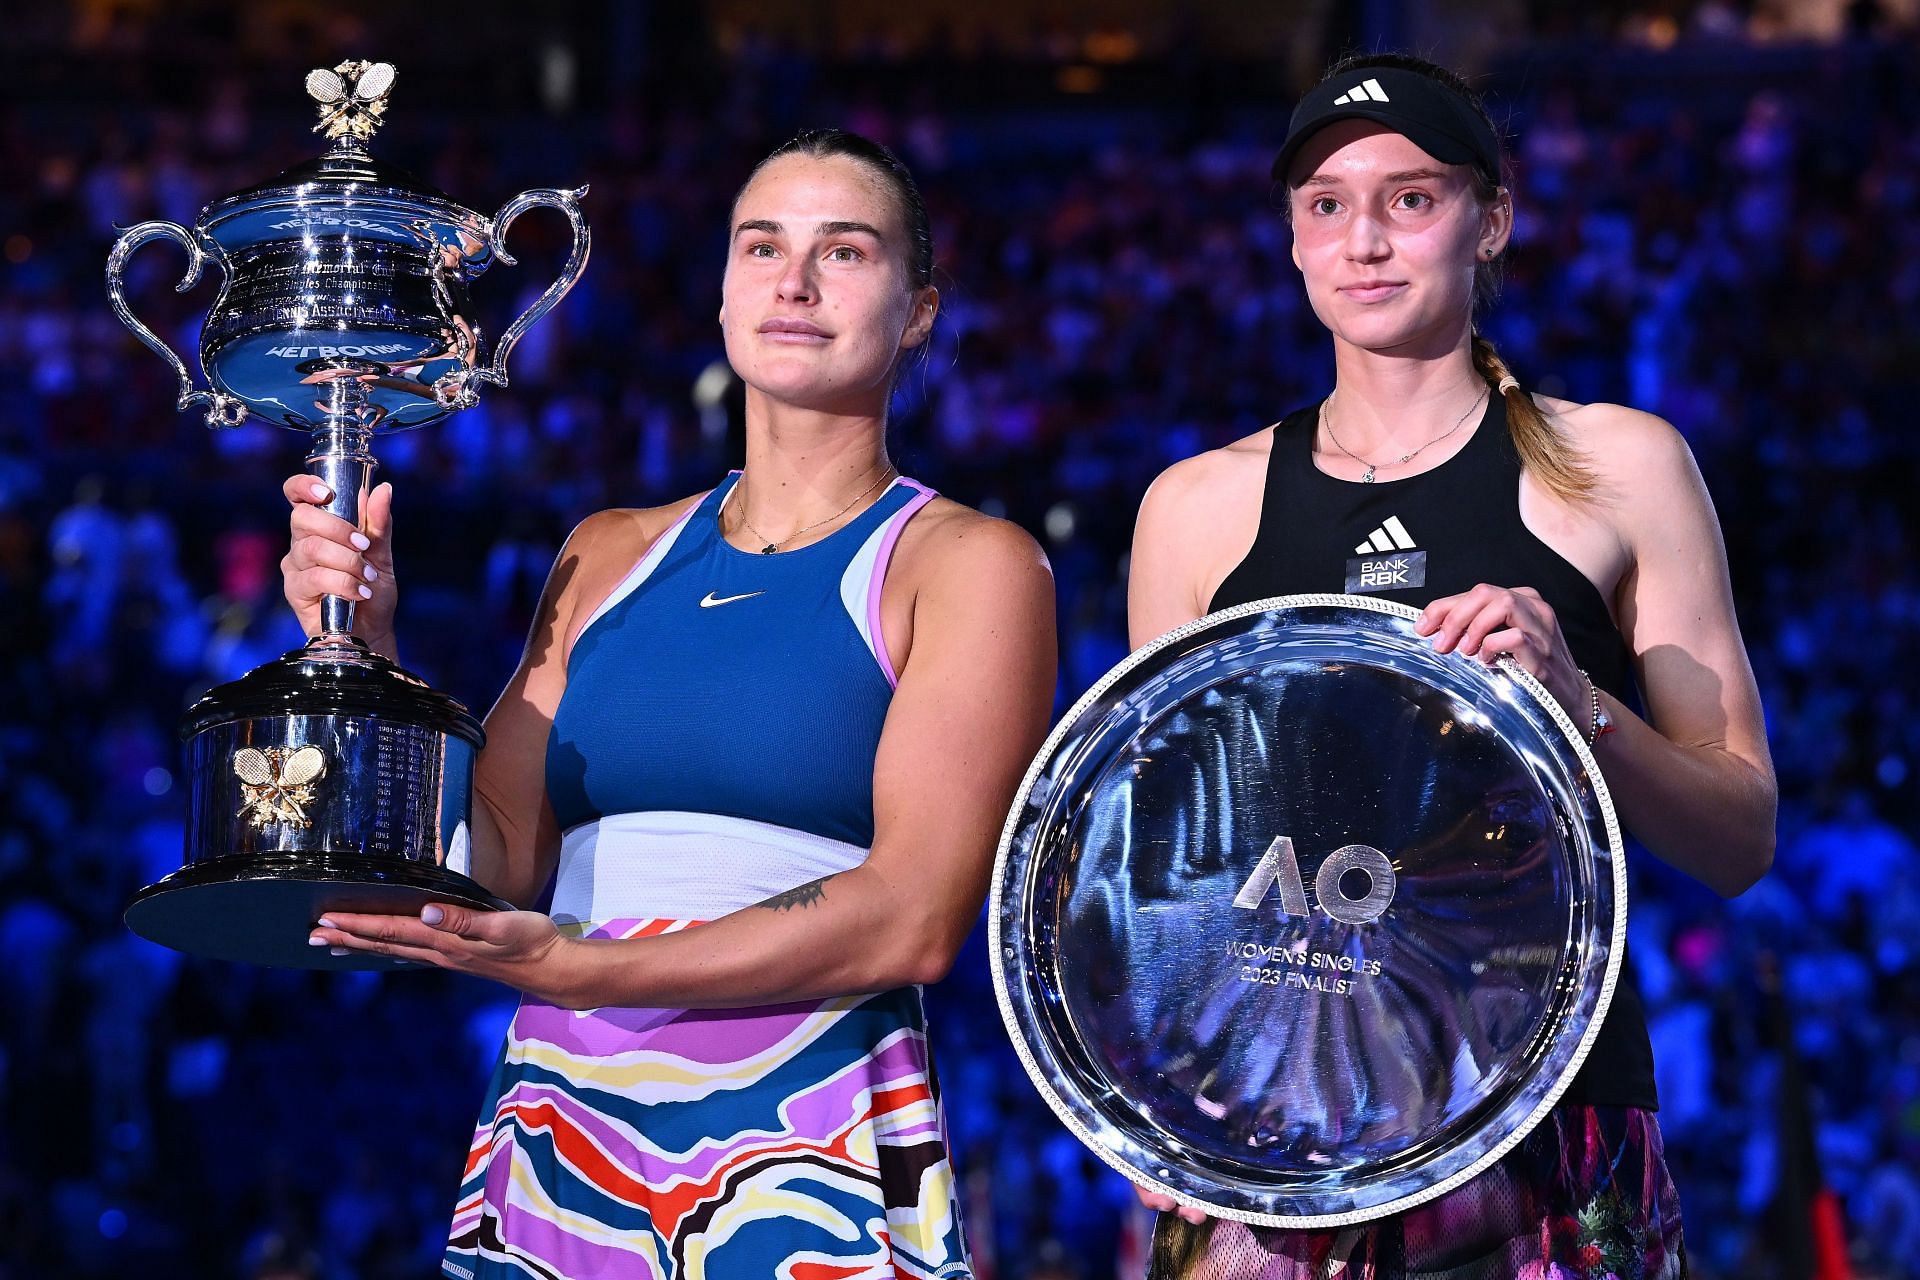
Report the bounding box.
[443,918,972,1280]
[1148,1105,1685,1280]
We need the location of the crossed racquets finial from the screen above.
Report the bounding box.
[305,60,397,143]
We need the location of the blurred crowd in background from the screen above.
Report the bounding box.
[3,0,1919,1276]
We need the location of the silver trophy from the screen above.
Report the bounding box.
[992,595,1625,1226]
[108,60,589,968]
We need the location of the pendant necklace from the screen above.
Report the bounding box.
[736,465,895,554]
[1321,387,1488,484]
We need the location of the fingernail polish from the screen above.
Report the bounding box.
[317,917,337,929]
[421,905,444,925]
[307,935,326,947]
[311,482,331,500]
[363,564,379,581]
[350,532,371,551]
[358,585,373,599]
[330,947,351,957]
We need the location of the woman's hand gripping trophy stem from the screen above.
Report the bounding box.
[280,473,399,660]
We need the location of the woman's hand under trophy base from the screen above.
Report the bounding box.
[308,904,580,1006]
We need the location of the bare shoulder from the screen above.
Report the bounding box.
[564,491,706,565]
[1533,396,1703,497]
[1132,425,1276,626]
[551,491,710,630]
[1140,426,1274,522]
[892,496,1051,592]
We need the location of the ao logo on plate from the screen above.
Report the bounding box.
[1232,836,1397,925]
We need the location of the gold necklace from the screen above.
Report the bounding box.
[735,465,896,555]
[1320,387,1487,484]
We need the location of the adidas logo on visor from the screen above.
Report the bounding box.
[1333,78,1391,105]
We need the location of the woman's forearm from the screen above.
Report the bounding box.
[464,790,554,909]
[1591,690,1776,897]
[551,861,963,1011]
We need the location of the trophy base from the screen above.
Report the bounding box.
[125,853,512,971]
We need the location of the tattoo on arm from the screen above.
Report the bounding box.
[756,875,830,912]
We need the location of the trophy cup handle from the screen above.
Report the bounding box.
[440,186,590,405]
[105,221,248,429]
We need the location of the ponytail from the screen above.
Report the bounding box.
[1471,334,1598,505]
[1147,1214,1213,1279]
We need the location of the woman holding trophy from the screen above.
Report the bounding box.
[1127,54,1775,1278]
[286,130,1056,1279]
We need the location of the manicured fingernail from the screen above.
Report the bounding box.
[307,935,326,946]
[362,564,378,581]
[350,532,371,551]
[358,585,373,599]
[310,482,331,500]
[421,905,444,925]
[317,917,337,929]
[330,947,351,956]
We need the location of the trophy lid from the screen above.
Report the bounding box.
[200,59,483,240]
[225,143,453,209]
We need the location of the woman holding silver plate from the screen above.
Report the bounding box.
[1128,53,1775,1279]
[283,130,1055,1279]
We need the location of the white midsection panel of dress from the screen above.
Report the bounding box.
[549,809,871,927]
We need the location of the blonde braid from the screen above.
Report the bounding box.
[1148,1214,1215,1279]
[1470,335,1598,504]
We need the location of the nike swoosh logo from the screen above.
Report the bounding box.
[699,590,765,609]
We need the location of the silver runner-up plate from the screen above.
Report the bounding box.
[991,594,1625,1227]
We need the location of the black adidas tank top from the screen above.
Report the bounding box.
[1210,394,1658,1111]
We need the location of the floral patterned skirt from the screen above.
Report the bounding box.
[1148,1106,1685,1280]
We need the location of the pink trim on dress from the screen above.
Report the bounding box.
[563,497,705,663]
[867,479,937,689]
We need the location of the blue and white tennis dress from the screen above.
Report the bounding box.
[444,473,972,1280]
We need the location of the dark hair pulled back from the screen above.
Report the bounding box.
[735,128,935,291]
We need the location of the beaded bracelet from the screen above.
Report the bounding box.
[1577,668,1615,746]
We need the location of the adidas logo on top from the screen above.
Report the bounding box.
[1333,79,1391,106]
[1354,516,1417,555]
[1345,515,1426,593]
